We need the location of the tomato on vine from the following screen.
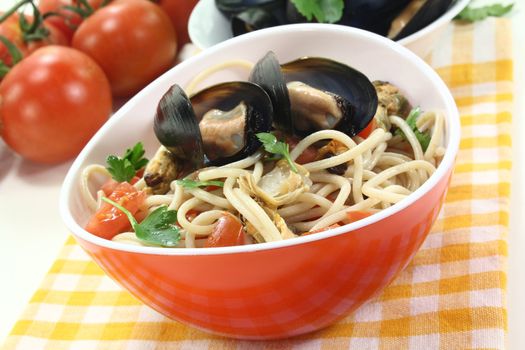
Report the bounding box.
[72,0,177,97]
[0,46,112,164]
[0,0,67,74]
[155,0,198,50]
[38,0,110,43]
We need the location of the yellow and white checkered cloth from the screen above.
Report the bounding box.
[2,18,513,350]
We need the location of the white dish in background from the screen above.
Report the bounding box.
[188,0,470,58]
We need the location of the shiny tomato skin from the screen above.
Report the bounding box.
[39,0,109,43]
[0,13,67,66]
[85,182,146,239]
[357,118,376,139]
[205,214,245,248]
[0,46,112,164]
[157,0,198,49]
[72,0,177,97]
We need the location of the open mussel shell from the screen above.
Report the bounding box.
[389,0,454,40]
[154,84,205,173]
[249,51,293,133]
[190,81,273,166]
[250,51,378,137]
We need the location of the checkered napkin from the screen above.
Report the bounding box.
[2,18,512,350]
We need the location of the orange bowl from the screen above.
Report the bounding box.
[59,24,460,339]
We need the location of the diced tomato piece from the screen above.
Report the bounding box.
[346,210,373,223]
[286,136,318,164]
[204,185,222,192]
[301,223,341,236]
[205,214,245,248]
[100,179,119,196]
[85,182,146,239]
[186,209,200,221]
[357,118,376,139]
[100,176,140,196]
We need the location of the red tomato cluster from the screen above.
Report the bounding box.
[0,0,198,164]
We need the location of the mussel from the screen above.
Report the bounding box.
[154,82,273,172]
[249,51,378,137]
[215,0,287,36]
[217,0,455,41]
[387,0,454,40]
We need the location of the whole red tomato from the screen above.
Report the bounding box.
[72,0,177,97]
[0,46,112,164]
[38,0,109,43]
[0,12,67,67]
[156,0,198,49]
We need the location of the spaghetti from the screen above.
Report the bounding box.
[81,109,444,248]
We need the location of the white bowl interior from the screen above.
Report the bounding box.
[59,24,460,255]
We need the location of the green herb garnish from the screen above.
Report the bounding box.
[256,132,298,173]
[102,197,180,247]
[175,179,225,189]
[290,0,344,23]
[455,3,513,22]
[106,142,148,182]
[395,107,431,152]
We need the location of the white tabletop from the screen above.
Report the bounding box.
[0,1,524,348]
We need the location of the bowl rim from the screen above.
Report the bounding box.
[188,0,471,50]
[59,23,461,256]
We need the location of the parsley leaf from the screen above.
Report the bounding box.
[455,3,513,22]
[102,197,180,247]
[106,156,136,182]
[290,0,344,23]
[395,107,431,152]
[175,179,225,189]
[256,132,298,173]
[124,142,149,171]
[106,142,148,182]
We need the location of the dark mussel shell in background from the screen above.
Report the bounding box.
[215,0,287,36]
[342,0,412,36]
[389,0,454,40]
[223,0,455,41]
[232,7,282,36]
[154,84,205,173]
[250,51,378,137]
[215,0,281,16]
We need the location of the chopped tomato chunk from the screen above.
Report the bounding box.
[357,118,376,139]
[101,176,140,196]
[346,210,373,223]
[286,136,318,164]
[85,182,145,239]
[205,214,245,248]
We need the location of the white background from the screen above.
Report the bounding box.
[0,0,523,348]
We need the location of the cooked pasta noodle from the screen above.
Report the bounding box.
[80,69,444,248]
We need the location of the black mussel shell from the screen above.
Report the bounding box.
[390,0,454,40]
[190,81,273,166]
[250,51,378,137]
[249,51,293,133]
[232,7,282,36]
[282,57,378,136]
[343,0,412,36]
[215,0,284,18]
[154,84,205,173]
